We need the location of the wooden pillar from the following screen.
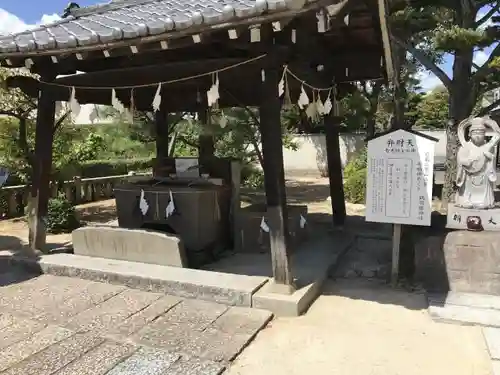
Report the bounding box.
[259,65,293,288]
[198,109,215,165]
[155,106,169,159]
[324,108,346,227]
[29,80,56,251]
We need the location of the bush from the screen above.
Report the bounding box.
[46,195,81,234]
[79,158,152,177]
[343,148,367,204]
[344,148,367,180]
[344,168,367,204]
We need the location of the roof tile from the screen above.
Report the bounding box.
[0,0,302,56]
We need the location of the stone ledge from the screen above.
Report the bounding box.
[10,253,269,307]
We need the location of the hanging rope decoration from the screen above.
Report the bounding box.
[38,54,337,119]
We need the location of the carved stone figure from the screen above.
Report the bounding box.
[455,116,500,209]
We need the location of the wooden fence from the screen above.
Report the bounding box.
[0,173,151,220]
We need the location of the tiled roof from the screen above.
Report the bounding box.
[0,0,309,56]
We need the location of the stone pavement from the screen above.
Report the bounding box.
[0,272,272,375]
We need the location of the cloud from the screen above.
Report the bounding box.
[0,8,61,35]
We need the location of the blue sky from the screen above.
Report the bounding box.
[0,1,497,92]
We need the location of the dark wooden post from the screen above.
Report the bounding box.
[198,108,215,165]
[155,105,169,160]
[324,105,346,227]
[259,64,293,289]
[29,79,56,251]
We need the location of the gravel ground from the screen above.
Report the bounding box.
[226,278,492,375]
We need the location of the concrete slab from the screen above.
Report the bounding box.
[72,226,188,268]
[12,253,269,307]
[484,328,500,360]
[429,292,500,311]
[428,304,500,327]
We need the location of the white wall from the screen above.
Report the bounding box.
[281,130,449,176]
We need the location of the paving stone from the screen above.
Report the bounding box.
[164,355,225,375]
[484,328,500,360]
[53,340,137,375]
[158,299,229,331]
[34,282,126,324]
[0,317,46,350]
[134,325,250,362]
[0,325,74,372]
[0,275,91,316]
[193,328,254,362]
[210,306,272,335]
[105,295,182,339]
[105,346,180,375]
[63,289,162,333]
[1,332,104,375]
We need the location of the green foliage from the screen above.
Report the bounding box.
[79,158,152,177]
[46,195,81,234]
[343,149,367,204]
[414,88,449,129]
[343,148,367,179]
[344,169,367,204]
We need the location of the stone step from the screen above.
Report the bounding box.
[428,303,500,328]
[428,292,500,311]
[10,253,269,308]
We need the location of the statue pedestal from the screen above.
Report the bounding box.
[446,204,500,231]
[443,230,500,295]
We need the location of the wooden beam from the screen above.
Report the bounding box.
[324,110,346,227]
[259,62,293,288]
[29,75,56,252]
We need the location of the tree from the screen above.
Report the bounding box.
[390,1,500,204]
[0,67,97,183]
[413,87,450,129]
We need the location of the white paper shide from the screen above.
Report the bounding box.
[365,129,436,226]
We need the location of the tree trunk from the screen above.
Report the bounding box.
[441,48,475,206]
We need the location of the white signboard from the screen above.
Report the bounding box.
[365,129,436,226]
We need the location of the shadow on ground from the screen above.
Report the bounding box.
[321,278,428,311]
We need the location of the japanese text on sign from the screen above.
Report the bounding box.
[365,129,436,226]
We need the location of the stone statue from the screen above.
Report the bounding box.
[455,116,500,209]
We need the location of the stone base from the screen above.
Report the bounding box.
[72,226,188,268]
[446,203,500,231]
[443,231,500,295]
[415,230,500,295]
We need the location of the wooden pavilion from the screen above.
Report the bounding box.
[0,0,393,288]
